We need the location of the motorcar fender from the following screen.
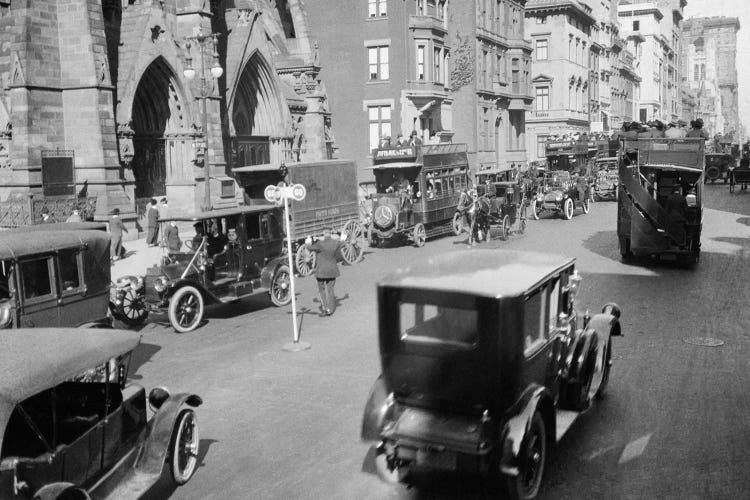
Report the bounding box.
[565,328,597,383]
[260,257,287,289]
[499,384,555,476]
[166,280,219,305]
[360,375,392,442]
[33,483,82,500]
[134,393,203,477]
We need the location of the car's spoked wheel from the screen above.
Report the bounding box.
[341,220,365,265]
[452,212,464,235]
[563,198,574,220]
[582,198,590,214]
[169,409,200,485]
[112,287,149,327]
[270,264,292,306]
[375,449,411,484]
[168,286,204,333]
[413,223,426,247]
[295,245,316,277]
[506,411,546,500]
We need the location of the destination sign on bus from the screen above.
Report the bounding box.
[374,146,416,159]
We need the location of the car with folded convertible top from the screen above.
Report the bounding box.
[362,250,622,499]
[0,327,202,499]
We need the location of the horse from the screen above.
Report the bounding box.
[457,189,491,246]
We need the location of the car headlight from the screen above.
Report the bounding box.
[555,193,563,201]
[148,386,171,412]
[154,276,168,292]
[536,194,543,201]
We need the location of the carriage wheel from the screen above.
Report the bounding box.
[531,201,540,220]
[295,244,316,277]
[412,223,426,247]
[582,198,590,214]
[341,220,365,265]
[501,215,510,240]
[452,212,464,236]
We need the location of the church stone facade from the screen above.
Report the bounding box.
[0,0,332,232]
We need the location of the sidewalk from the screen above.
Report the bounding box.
[111,236,167,278]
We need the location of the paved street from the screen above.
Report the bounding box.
[123,184,750,500]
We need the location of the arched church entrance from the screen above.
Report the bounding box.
[131,57,192,214]
[230,52,288,174]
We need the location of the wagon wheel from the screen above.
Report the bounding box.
[341,220,365,265]
[500,215,510,240]
[295,244,316,277]
[452,212,464,236]
[412,223,426,247]
[582,197,590,214]
[111,287,149,327]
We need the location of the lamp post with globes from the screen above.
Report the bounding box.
[183,27,223,212]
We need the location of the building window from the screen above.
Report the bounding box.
[417,44,426,80]
[700,64,705,80]
[694,64,699,81]
[437,0,446,22]
[633,20,639,31]
[368,0,387,17]
[537,15,547,24]
[434,47,443,83]
[511,58,519,93]
[535,86,550,111]
[482,50,489,87]
[535,39,548,61]
[368,46,389,80]
[536,135,548,158]
[368,105,392,151]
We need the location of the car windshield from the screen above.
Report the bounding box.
[546,172,570,187]
[0,260,11,300]
[399,301,479,349]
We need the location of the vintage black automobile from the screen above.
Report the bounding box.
[592,157,619,201]
[113,205,292,333]
[362,250,622,499]
[704,153,735,184]
[0,328,202,499]
[531,170,590,220]
[0,223,113,329]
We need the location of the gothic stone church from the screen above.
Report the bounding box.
[0,0,332,230]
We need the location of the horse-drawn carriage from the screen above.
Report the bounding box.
[454,170,529,245]
[366,144,470,247]
[233,160,366,276]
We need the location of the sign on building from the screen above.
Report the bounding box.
[41,150,76,197]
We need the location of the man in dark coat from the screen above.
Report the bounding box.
[146,198,159,246]
[165,221,181,253]
[109,208,128,261]
[664,185,688,225]
[306,227,345,316]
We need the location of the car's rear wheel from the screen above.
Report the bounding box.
[270,264,292,307]
[295,245,316,277]
[169,409,200,485]
[375,448,411,484]
[563,198,574,220]
[506,411,546,500]
[168,286,204,333]
[55,487,91,500]
[596,339,612,400]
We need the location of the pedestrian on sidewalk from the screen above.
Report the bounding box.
[109,208,128,262]
[146,198,159,246]
[166,221,182,253]
[40,207,54,224]
[158,198,169,246]
[305,227,346,316]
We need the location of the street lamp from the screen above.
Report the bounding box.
[184,26,223,212]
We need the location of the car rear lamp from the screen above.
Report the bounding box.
[569,270,582,298]
[0,300,11,329]
[154,276,168,293]
[148,386,171,412]
[686,193,697,207]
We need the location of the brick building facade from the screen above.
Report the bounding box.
[0,0,332,232]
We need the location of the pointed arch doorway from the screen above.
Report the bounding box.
[230,53,288,171]
[131,57,192,213]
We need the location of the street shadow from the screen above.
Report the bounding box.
[735,217,750,227]
[141,438,218,500]
[582,230,701,271]
[128,342,161,380]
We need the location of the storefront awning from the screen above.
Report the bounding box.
[232,163,282,173]
[368,162,422,170]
